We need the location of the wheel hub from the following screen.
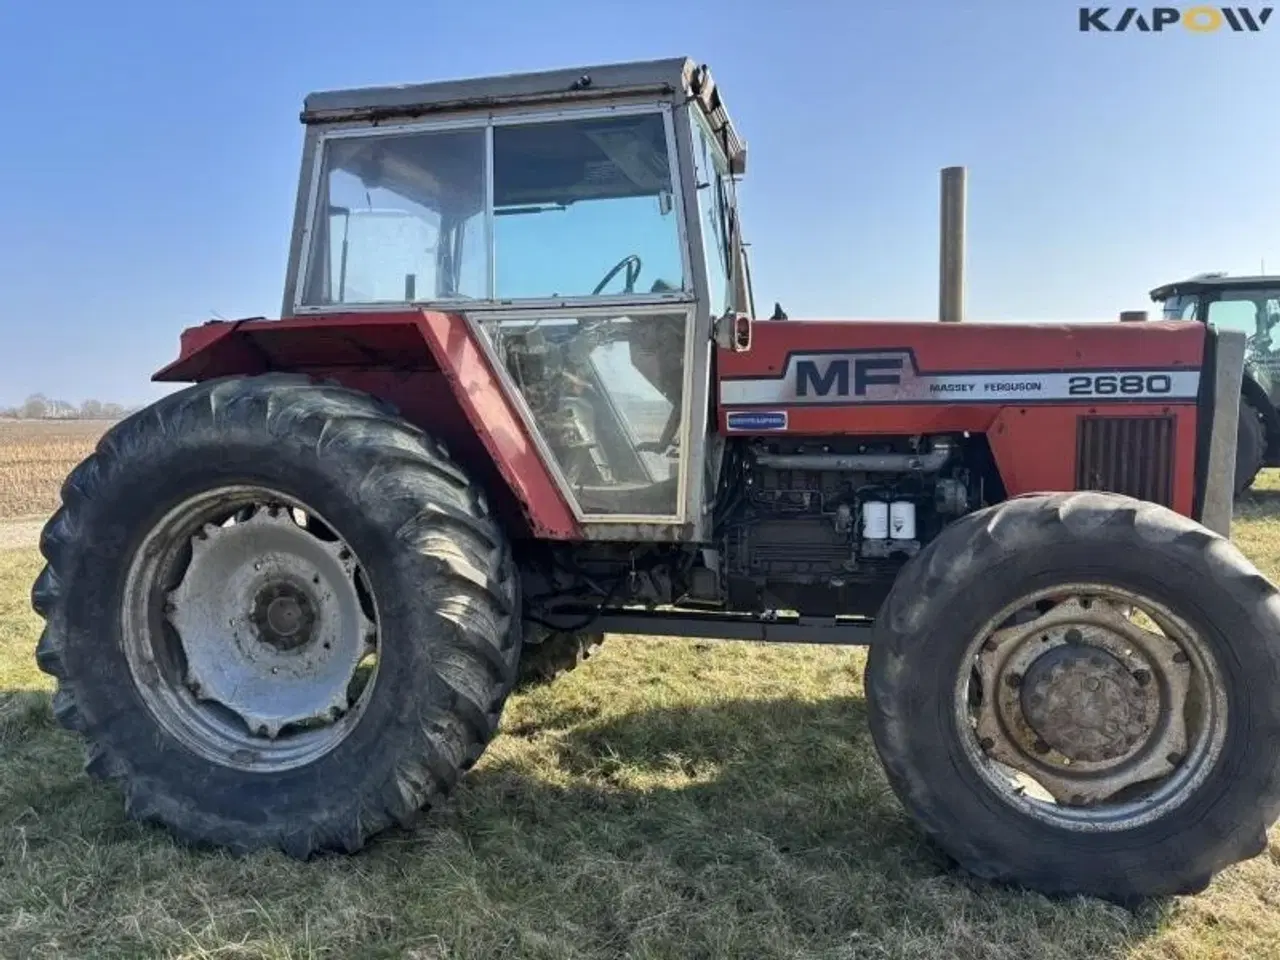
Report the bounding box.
[164,506,376,740]
[252,583,316,651]
[1019,645,1155,763]
[971,594,1194,807]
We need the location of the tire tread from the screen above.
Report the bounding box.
[866,491,1280,899]
[32,374,520,858]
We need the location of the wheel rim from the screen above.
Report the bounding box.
[953,584,1227,831]
[122,486,380,772]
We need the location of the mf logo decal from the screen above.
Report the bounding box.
[719,350,1202,407]
[1079,6,1273,31]
[795,356,904,398]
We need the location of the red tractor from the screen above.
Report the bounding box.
[33,58,1280,901]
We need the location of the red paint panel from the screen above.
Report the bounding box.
[413,311,579,538]
[986,404,1198,515]
[722,405,1002,436]
[154,313,439,381]
[717,318,1207,515]
[718,319,1205,380]
[153,311,580,540]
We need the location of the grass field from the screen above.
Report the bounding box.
[2,444,1280,957]
[0,420,111,520]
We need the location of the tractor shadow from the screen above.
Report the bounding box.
[1237,488,1280,513]
[0,686,1173,957]
[1234,469,1280,516]
[458,693,1171,956]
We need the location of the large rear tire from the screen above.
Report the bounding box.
[1235,396,1266,496]
[865,492,1280,900]
[33,375,520,858]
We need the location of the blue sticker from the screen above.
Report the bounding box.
[726,410,789,432]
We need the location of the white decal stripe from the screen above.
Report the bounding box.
[720,368,1200,405]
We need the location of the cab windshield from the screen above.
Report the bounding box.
[300,111,687,307]
[1205,289,1280,364]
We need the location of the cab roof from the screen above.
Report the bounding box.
[301,56,747,174]
[1150,273,1280,301]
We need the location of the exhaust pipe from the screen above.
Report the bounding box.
[939,167,966,323]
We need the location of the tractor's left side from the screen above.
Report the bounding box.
[31,58,1280,902]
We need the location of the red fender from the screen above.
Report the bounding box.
[153,311,581,540]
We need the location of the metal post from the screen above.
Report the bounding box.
[939,166,967,323]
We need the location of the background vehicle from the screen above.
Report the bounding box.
[1151,273,1280,494]
[31,58,1280,902]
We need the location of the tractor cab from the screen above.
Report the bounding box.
[280,58,751,536]
[1151,273,1280,388]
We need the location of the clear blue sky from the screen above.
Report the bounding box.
[0,0,1276,407]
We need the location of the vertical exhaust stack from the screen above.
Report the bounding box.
[939,166,967,323]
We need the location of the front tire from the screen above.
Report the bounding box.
[33,375,520,857]
[865,492,1280,899]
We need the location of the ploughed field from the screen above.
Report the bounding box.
[0,419,112,521]
[1,418,1279,958]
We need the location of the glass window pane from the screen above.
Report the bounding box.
[303,128,487,305]
[1209,293,1280,372]
[477,311,688,517]
[1164,296,1197,321]
[691,115,732,316]
[1208,296,1263,336]
[492,114,684,300]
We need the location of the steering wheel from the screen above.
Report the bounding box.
[592,255,642,295]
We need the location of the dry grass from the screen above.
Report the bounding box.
[0,420,111,520]
[2,480,1280,957]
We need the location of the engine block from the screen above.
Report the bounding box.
[719,435,978,616]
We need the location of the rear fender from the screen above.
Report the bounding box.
[153,311,580,540]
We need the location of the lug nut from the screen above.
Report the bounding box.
[1005,673,1022,688]
[1132,669,1151,687]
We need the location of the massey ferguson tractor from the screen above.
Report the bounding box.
[32,58,1280,902]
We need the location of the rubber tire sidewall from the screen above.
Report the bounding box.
[1236,398,1266,496]
[867,496,1280,898]
[52,384,516,852]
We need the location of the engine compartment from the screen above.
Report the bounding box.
[523,432,995,624]
[710,434,982,616]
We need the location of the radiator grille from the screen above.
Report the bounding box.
[1075,416,1175,506]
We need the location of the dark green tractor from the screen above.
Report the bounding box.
[1151,273,1280,495]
